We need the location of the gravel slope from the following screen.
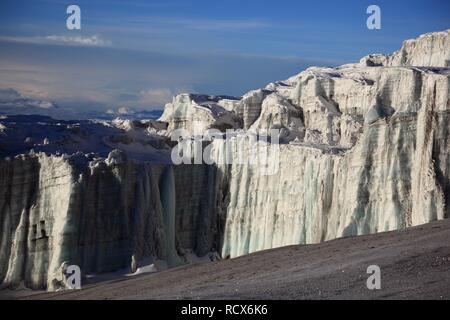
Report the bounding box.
[5,218,450,300]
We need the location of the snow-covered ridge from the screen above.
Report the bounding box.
[360,29,450,67]
[0,115,170,162]
[160,35,449,148]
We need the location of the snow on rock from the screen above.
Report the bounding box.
[0,115,170,162]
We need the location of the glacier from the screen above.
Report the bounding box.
[0,29,449,290]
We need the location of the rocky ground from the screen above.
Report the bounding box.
[4,218,449,300]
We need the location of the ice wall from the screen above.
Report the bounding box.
[0,151,219,290]
[173,164,220,257]
[70,31,450,263]
[214,89,448,258]
[207,33,450,258]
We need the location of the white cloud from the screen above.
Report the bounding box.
[117,106,135,115]
[0,88,57,110]
[44,35,111,46]
[0,88,21,101]
[139,88,174,106]
[0,34,111,47]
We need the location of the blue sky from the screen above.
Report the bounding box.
[0,0,449,113]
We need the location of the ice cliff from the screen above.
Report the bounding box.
[1,29,449,290]
[0,117,219,290]
[159,29,450,258]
